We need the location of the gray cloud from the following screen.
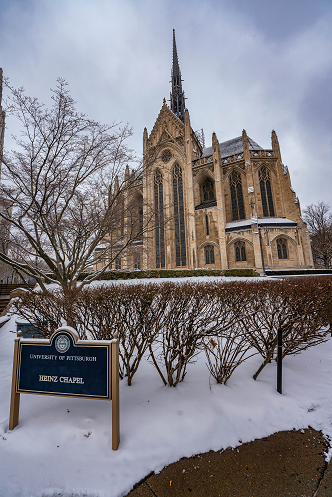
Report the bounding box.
[0,0,331,208]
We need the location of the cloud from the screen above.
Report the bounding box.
[0,0,331,206]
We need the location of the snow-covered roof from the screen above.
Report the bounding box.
[94,244,108,251]
[225,217,297,232]
[201,136,263,159]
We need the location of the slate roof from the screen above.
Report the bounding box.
[201,136,263,159]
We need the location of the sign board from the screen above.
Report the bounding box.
[17,328,110,399]
[9,327,120,450]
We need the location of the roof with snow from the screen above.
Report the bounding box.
[225,217,297,233]
[201,136,263,159]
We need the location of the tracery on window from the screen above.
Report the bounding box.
[162,149,172,163]
[205,245,215,265]
[277,238,288,259]
[259,167,275,217]
[173,164,187,266]
[230,171,245,220]
[235,241,246,262]
[203,178,215,203]
[154,169,165,268]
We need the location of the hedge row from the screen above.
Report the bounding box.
[12,277,332,388]
[266,269,332,276]
[76,268,259,281]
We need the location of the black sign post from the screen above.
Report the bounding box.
[277,327,282,394]
[9,327,120,450]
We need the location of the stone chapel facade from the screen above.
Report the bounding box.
[104,32,314,273]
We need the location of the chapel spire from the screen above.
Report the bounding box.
[170,29,186,123]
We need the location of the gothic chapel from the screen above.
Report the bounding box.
[118,31,313,272]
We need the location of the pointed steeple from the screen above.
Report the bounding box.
[170,29,186,123]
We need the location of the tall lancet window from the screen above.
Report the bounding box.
[154,169,165,268]
[203,178,215,203]
[259,167,275,217]
[173,164,187,266]
[230,171,245,221]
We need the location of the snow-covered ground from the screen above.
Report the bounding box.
[1,280,332,497]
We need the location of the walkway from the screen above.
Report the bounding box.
[126,428,331,497]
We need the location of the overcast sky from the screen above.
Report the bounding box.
[0,0,331,208]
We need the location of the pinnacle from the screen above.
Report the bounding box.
[172,29,180,76]
[170,30,185,123]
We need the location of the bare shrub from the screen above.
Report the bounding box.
[148,282,212,387]
[11,289,68,338]
[281,277,332,358]
[204,332,255,385]
[12,283,162,385]
[312,276,332,327]
[241,278,331,380]
[203,281,257,385]
[68,283,163,385]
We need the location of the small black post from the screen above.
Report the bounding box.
[277,328,282,394]
[330,323,332,338]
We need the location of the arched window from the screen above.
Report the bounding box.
[134,255,141,269]
[230,171,245,220]
[203,178,215,203]
[154,169,165,268]
[205,245,215,264]
[235,241,246,262]
[277,238,288,259]
[259,167,275,217]
[173,164,187,266]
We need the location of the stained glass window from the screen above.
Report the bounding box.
[206,214,209,236]
[235,241,246,262]
[173,164,187,266]
[277,238,288,259]
[203,178,215,203]
[230,171,245,221]
[154,169,165,268]
[205,245,215,264]
[259,167,275,217]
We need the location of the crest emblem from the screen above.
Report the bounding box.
[55,334,70,354]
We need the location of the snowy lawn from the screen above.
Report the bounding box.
[36,275,269,292]
[0,292,332,497]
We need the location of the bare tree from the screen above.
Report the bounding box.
[0,77,153,293]
[303,201,332,269]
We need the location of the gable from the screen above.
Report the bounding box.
[147,101,185,148]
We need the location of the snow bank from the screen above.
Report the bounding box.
[0,311,331,497]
